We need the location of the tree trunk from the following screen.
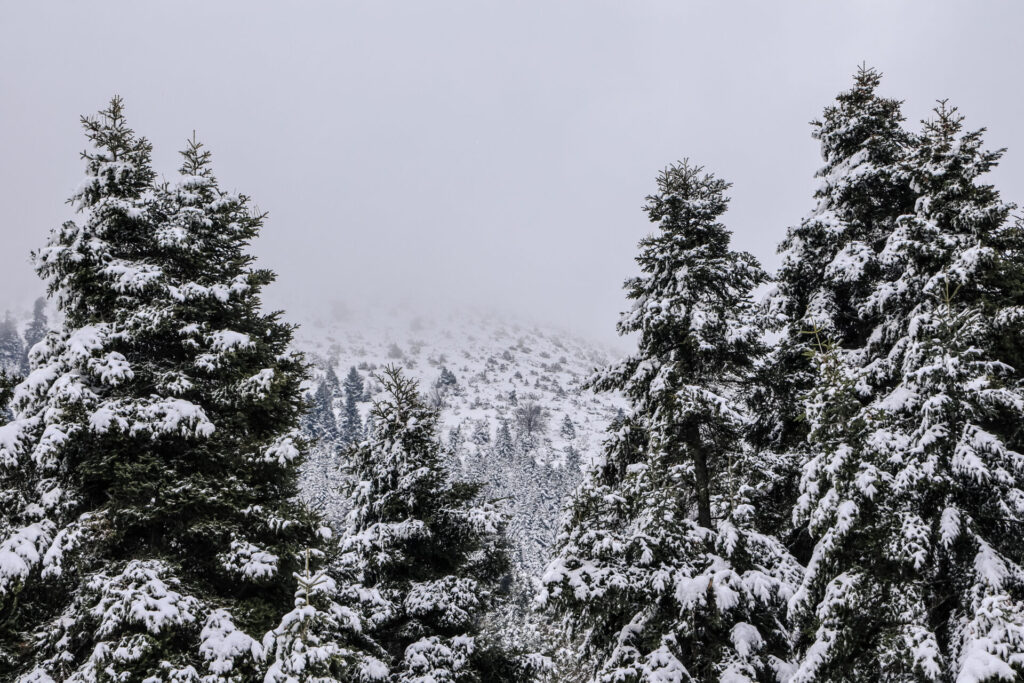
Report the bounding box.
[687,423,712,528]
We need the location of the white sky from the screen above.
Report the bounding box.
[2,1,1022,344]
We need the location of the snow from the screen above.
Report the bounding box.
[730,622,764,658]
[218,539,279,581]
[87,351,134,386]
[208,329,254,353]
[0,522,53,595]
[89,560,201,636]
[200,608,262,674]
[261,433,301,466]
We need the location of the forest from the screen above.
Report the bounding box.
[1,66,1023,682]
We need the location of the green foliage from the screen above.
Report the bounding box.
[0,98,329,680]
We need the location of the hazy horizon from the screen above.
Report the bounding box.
[3,1,1023,345]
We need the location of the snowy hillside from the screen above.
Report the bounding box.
[292,302,626,578]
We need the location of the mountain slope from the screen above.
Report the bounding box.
[293,303,625,580]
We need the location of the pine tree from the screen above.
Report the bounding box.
[307,364,342,446]
[264,549,386,682]
[470,419,491,448]
[340,366,525,681]
[541,162,800,681]
[494,418,515,462]
[437,366,457,390]
[342,366,364,446]
[0,312,22,377]
[0,99,345,679]
[447,423,465,460]
[20,298,47,375]
[789,102,1024,681]
[753,67,917,547]
[559,415,576,442]
[302,363,343,516]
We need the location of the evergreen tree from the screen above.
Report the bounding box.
[494,418,515,462]
[0,99,350,679]
[342,366,364,446]
[541,162,800,681]
[340,366,524,681]
[470,419,491,448]
[559,415,576,442]
[307,365,341,445]
[264,550,386,682]
[790,103,1024,681]
[753,67,917,547]
[447,423,465,460]
[437,366,457,390]
[302,364,343,515]
[20,298,47,375]
[0,312,22,377]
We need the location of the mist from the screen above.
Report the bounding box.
[2,1,1023,345]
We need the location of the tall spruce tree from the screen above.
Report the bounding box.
[789,103,1024,681]
[541,162,800,682]
[0,99,367,679]
[753,67,917,546]
[340,366,524,681]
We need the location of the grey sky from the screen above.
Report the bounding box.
[2,1,1022,345]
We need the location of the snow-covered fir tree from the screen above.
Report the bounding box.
[559,415,576,442]
[302,363,343,514]
[753,67,917,546]
[494,418,514,462]
[340,366,526,681]
[541,161,801,682]
[264,549,387,682]
[342,366,364,446]
[308,364,342,447]
[0,99,353,680]
[789,102,1024,681]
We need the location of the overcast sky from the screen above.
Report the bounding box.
[2,1,1022,344]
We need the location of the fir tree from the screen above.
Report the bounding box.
[307,364,342,446]
[340,366,524,681]
[0,99,349,679]
[264,549,386,682]
[753,66,917,549]
[494,418,515,462]
[470,419,491,447]
[790,102,1024,681]
[447,423,465,460]
[342,366,364,446]
[437,366,457,389]
[302,363,343,515]
[559,415,576,442]
[541,162,800,681]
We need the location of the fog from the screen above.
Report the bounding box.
[2,1,1022,345]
